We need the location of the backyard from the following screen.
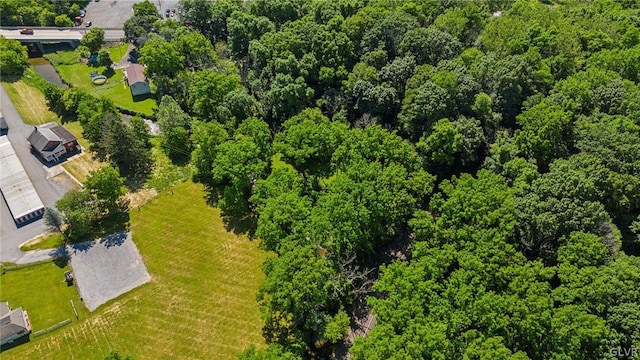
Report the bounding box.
[0,182,266,359]
[0,262,89,331]
[45,45,156,116]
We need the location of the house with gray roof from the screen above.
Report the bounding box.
[0,302,31,346]
[27,123,79,162]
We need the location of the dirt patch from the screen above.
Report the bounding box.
[126,188,158,209]
[62,153,106,183]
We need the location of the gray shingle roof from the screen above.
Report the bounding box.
[27,123,77,152]
[27,127,61,152]
[0,306,29,341]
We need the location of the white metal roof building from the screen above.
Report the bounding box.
[0,136,45,225]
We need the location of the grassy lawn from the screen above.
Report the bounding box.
[2,182,266,359]
[62,152,106,183]
[47,46,156,116]
[1,80,60,125]
[19,233,65,252]
[146,138,193,192]
[109,44,129,64]
[62,121,89,149]
[0,262,88,331]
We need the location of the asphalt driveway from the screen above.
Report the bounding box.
[0,86,74,263]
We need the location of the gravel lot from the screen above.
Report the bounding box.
[70,232,151,312]
[83,0,181,29]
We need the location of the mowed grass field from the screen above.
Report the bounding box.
[1,80,60,125]
[0,262,88,331]
[2,182,266,359]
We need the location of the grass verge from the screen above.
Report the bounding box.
[19,233,65,252]
[2,182,266,359]
[1,80,60,125]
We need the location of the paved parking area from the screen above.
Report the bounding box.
[0,87,77,263]
[70,232,151,311]
[83,0,181,29]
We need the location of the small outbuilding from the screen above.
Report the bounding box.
[27,123,79,162]
[125,64,150,97]
[0,302,32,346]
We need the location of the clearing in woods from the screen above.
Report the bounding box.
[1,181,266,359]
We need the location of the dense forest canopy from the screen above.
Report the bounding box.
[6,0,640,358]
[168,1,639,358]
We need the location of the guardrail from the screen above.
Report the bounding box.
[1,259,53,272]
[32,318,72,338]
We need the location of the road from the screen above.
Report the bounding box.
[0,86,73,263]
[0,28,82,42]
[0,28,124,42]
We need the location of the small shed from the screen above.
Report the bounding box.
[125,64,150,97]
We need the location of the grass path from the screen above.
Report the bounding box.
[2,182,266,359]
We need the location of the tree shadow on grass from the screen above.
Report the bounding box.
[102,67,115,78]
[201,185,258,238]
[222,213,257,239]
[94,209,130,238]
[1,74,21,83]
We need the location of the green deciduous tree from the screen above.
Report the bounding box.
[56,189,97,241]
[84,166,126,214]
[513,100,574,169]
[274,108,348,176]
[139,37,184,77]
[176,31,217,71]
[258,244,346,355]
[97,49,112,68]
[189,69,242,120]
[54,14,73,27]
[80,28,105,53]
[133,0,159,17]
[0,36,28,76]
[124,14,158,47]
[209,118,271,215]
[43,207,65,239]
[399,26,462,65]
[156,95,193,160]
